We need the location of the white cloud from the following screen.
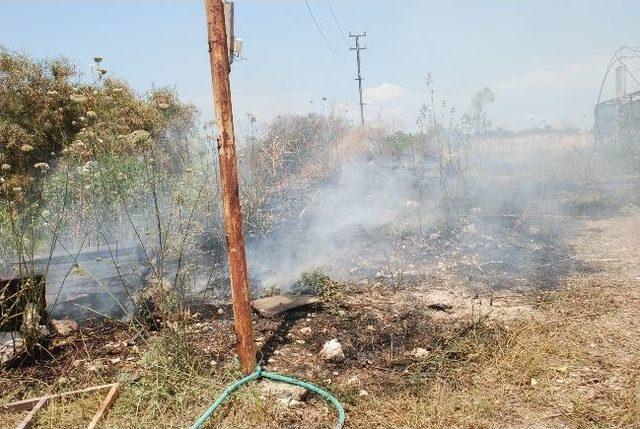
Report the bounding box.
[363,83,406,102]
[493,55,608,93]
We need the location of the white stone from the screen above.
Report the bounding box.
[0,332,24,365]
[410,347,430,359]
[50,319,79,336]
[320,339,345,362]
[288,399,305,408]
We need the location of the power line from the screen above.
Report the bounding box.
[325,0,349,48]
[304,0,334,52]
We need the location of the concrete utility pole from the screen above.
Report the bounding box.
[349,32,366,126]
[204,0,256,374]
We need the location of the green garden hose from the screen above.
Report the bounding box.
[190,366,345,429]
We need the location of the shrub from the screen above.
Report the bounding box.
[0,48,198,205]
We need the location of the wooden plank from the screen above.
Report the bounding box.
[2,383,120,429]
[86,383,120,429]
[252,295,322,318]
[1,384,117,412]
[15,397,47,429]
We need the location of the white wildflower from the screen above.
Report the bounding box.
[34,162,50,171]
[70,94,87,103]
[20,144,34,153]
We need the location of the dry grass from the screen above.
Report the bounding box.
[3,273,635,429]
[350,276,638,429]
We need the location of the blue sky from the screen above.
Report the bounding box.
[2,0,639,131]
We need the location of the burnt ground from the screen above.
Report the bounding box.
[2,205,638,428]
[2,138,639,428]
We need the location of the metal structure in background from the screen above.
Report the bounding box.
[349,32,367,126]
[594,46,640,146]
[204,0,256,374]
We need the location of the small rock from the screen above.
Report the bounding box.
[110,357,121,364]
[57,376,69,385]
[288,399,305,408]
[320,339,345,362]
[217,308,224,315]
[299,327,312,335]
[358,389,369,397]
[51,319,78,337]
[0,332,24,365]
[410,347,430,359]
[260,380,308,402]
[530,378,538,386]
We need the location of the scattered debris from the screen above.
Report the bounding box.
[252,294,321,318]
[427,303,453,312]
[320,338,345,362]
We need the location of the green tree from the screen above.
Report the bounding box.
[464,86,495,135]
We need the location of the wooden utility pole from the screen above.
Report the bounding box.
[204,0,256,374]
[349,32,366,126]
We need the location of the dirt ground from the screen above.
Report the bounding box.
[1,209,639,428]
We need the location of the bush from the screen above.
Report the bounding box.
[0,48,198,205]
